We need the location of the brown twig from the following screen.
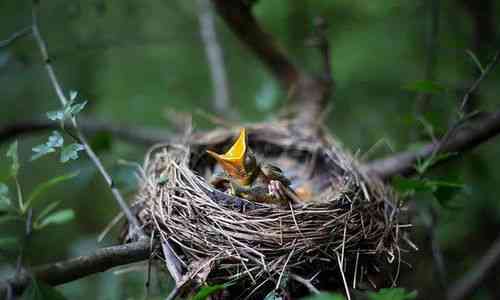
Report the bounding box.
[447,234,500,300]
[0,118,170,146]
[0,239,150,297]
[209,0,332,130]
[364,110,500,179]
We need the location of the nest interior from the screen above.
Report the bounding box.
[134,124,410,297]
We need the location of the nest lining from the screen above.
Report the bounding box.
[134,127,408,296]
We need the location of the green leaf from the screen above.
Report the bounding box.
[366,288,417,300]
[22,279,68,300]
[46,110,65,121]
[47,131,64,148]
[0,182,11,211]
[302,293,346,300]
[25,171,79,210]
[392,176,433,195]
[34,201,60,228]
[68,101,87,116]
[191,284,227,300]
[466,50,485,73]
[6,141,20,177]
[69,90,78,101]
[37,209,75,229]
[403,80,445,94]
[60,143,85,163]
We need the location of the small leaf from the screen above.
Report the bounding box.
[69,90,78,101]
[0,182,11,211]
[46,110,65,121]
[22,279,68,300]
[34,201,60,227]
[31,143,56,161]
[6,141,20,177]
[392,176,433,195]
[37,209,75,229]
[466,50,485,74]
[191,284,228,300]
[302,293,346,300]
[68,101,87,116]
[367,288,417,300]
[25,171,79,209]
[60,143,85,163]
[403,80,445,94]
[47,131,64,148]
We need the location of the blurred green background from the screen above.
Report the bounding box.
[1,0,499,299]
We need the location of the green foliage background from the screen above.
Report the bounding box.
[1,0,499,299]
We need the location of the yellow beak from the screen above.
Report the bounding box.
[207,128,247,180]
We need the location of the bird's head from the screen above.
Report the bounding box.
[207,128,258,185]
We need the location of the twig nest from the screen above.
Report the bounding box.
[134,123,410,297]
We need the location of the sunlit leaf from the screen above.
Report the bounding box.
[34,201,60,228]
[68,101,87,116]
[37,209,75,229]
[0,182,11,211]
[302,293,346,300]
[46,110,65,121]
[47,131,64,148]
[22,279,68,300]
[392,176,433,195]
[403,80,445,94]
[366,288,417,300]
[60,143,85,163]
[69,90,78,101]
[6,140,20,177]
[25,171,79,209]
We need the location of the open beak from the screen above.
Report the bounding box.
[207,128,247,179]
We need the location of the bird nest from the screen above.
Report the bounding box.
[133,123,410,298]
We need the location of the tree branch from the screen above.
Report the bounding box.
[0,118,170,146]
[0,239,150,297]
[209,0,332,129]
[363,110,500,180]
[447,234,500,300]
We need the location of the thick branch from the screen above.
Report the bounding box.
[448,234,500,300]
[210,0,299,90]
[0,118,170,146]
[364,110,500,179]
[0,240,150,297]
[210,0,331,129]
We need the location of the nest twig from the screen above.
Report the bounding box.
[132,123,411,298]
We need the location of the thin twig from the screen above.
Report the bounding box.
[0,26,32,48]
[31,0,143,237]
[460,51,500,112]
[196,0,232,115]
[290,273,320,295]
